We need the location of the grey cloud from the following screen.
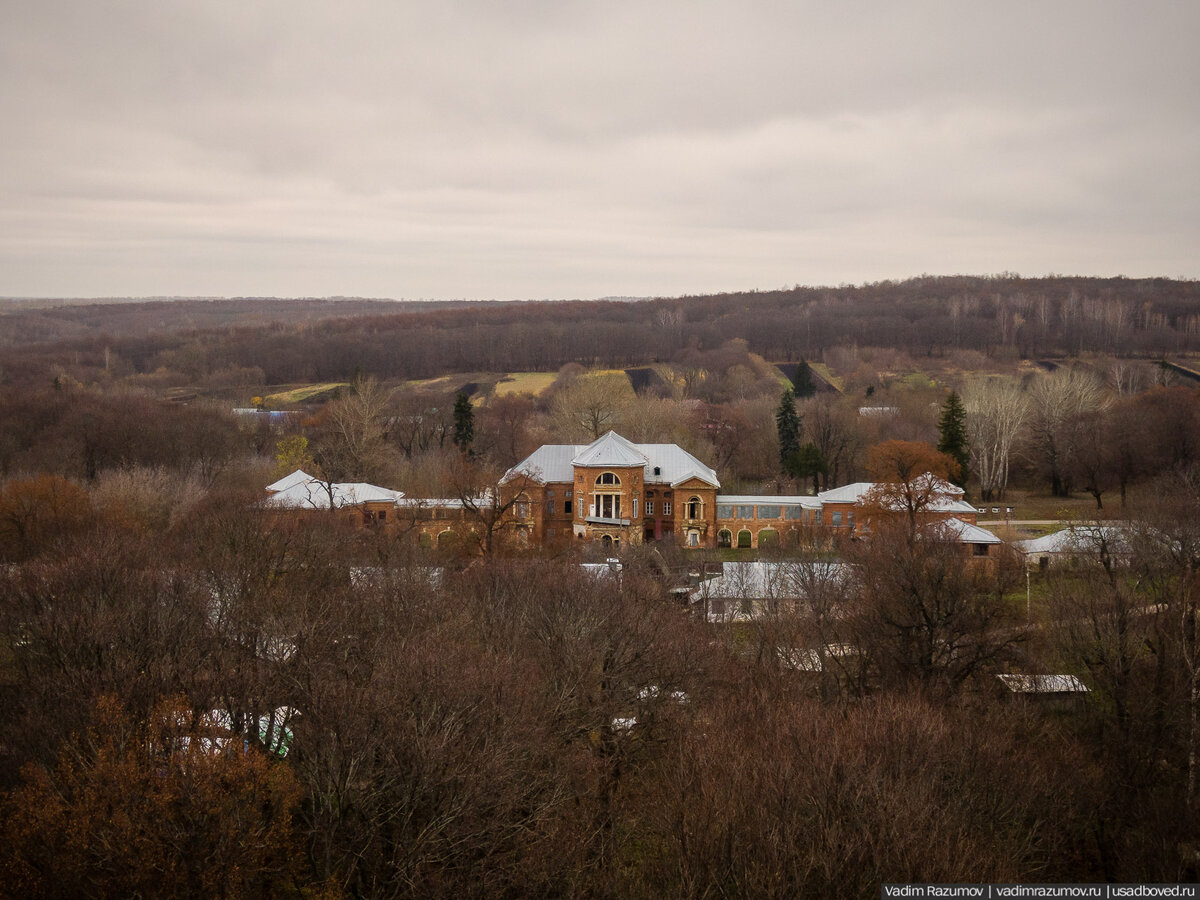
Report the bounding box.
[1,0,1197,298]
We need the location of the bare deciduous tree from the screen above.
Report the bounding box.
[548,373,635,440]
[963,376,1027,502]
[1026,367,1108,497]
[310,376,398,486]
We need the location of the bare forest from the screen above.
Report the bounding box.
[3,276,1200,896]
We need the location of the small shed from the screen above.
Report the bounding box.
[1014,525,1130,570]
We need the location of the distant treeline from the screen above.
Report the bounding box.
[4,276,1200,385]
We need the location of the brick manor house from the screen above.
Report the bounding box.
[266,430,994,556]
[502,431,984,551]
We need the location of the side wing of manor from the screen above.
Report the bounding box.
[264,430,1000,558]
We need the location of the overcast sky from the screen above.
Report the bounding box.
[2,1,1197,300]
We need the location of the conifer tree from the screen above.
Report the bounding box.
[790,443,827,494]
[453,392,475,457]
[776,388,801,473]
[937,390,970,488]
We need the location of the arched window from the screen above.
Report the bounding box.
[717,529,732,548]
[592,473,622,519]
[737,529,752,549]
[601,534,614,547]
[758,528,779,547]
[687,496,702,519]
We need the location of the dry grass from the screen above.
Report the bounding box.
[973,488,1120,524]
[806,362,844,392]
[264,382,349,405]
[493,372,557,397]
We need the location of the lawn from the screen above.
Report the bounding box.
[973,489,1111,524]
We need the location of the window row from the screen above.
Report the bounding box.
[715,504,811,521]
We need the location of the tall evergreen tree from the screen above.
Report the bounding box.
[789,442,827,495]
[776,388,801,472]
[937,390,970,488]
[453,392,475,457]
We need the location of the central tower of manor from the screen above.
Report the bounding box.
[506,430,721,549]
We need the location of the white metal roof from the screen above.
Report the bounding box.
[933,517,1003,544]
[506,431,719,488]
[266,469,315,493]
[395,497,468,509]
[571,431,648,467]
[816,482,875,503]
[817,475,974,514]
[264,480,404,509]
[924,497,980,515]
[778,644,860,671]
[997,674,1089,694]
[716,494,824,508]
[1014,525,1129,555]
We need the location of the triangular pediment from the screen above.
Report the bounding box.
[671,474,719,490]
[572,431,648,468]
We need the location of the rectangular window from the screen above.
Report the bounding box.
[814,509,823,524]
[378,510,386,522]
[832,511,842,527]
[565,500,572,515]
[785,506,804,520]
[632,498,639,518]
[973,543,990,557]
[565,490,572,498]
[663,501,672,515]
[547,489,554,498]
[848,510,856,529]
[737,505,754,519]
[716,504,734,518]
[757,505,782,519]
[594,495,621,519]
[646,500,654,515]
